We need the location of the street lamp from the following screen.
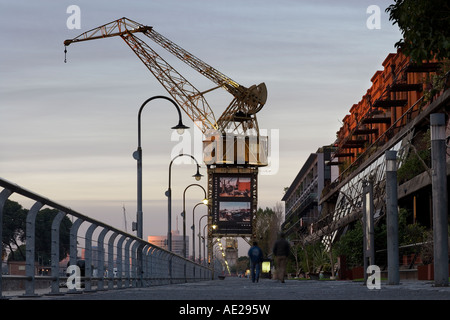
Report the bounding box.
[167,154,203,252]
[192,203,208,263]
[198,214,208,264]
[181,183,207,258]
[202,223,208,265]
[133,96,189,240]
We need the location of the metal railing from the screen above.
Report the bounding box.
[0,177,220,298]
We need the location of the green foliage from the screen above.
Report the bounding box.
[386,0,450,62]
[335,222,364,268]
[397,130,431,184]
[291,241,329,274]
[334,208,428,268]
[234,256,250,275]
[32,208,73,264]
[397,208,427,247]
[3,200,72,264]
[2,200,27,260]
[254,205,283,257]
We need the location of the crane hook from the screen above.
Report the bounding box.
[64,46,68,63]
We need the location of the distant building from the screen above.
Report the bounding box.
[148,230,188,257]
[282,146,338,237]
[225,237,238,267]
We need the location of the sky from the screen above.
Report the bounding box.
[0,0,402,255]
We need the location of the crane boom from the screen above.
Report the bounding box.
[140,25,267,132]
[65,17,218,132]
[64,17,266,134]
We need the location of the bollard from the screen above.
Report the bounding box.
[430,113,449,287]
[386,150,400,285]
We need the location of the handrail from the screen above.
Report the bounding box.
[0,177,220,298]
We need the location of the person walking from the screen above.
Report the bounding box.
[273,233,290,283]
[248,241,264,283]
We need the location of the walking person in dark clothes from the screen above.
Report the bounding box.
[273,233,290,283]
[248,241,264,283]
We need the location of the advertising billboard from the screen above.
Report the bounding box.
[211,173,256,235]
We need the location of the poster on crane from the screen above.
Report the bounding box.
[210,170,257,235]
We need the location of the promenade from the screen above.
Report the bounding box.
[6,276,450,300]
[5,277,449,319]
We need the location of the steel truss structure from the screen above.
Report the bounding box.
[307,90,450,250]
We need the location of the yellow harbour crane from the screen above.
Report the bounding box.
[64,17,268,248]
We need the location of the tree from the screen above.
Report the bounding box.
[235,256,250,275]
[386,0,450,62]
[335,221,364,268]
[2,200,27,261]
[3,201,72,264]
[254,203,284,257]
[33,208,72,265]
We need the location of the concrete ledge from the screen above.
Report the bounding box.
[381,269,418,280]
[2,278,53,291]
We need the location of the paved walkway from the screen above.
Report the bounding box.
[5,277,449,318]
[6,276,450,300]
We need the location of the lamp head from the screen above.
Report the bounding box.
[171,120,189,135]
[193,166,203,181]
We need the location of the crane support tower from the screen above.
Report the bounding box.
[64,17,268,252]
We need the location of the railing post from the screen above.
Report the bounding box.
[154,250,163,285]
[147,246,154,284]
[124,239,133,288]
[24,201,44,297]
[49,211,66,295]
[97,228,109,290]
[0,188,13,298]
[131,241,140,287]
[67,218,83,293]
[84,223,98,292]
[116,235,126,289]
[143,245,151,286]
[108,232,118,290]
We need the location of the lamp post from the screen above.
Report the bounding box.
[362,177,374,285]
[182,183,207,258]
[192,203,208,263]
[202,223,208,265]
[198,214,208,264]
[133,96,189,240]
[132,95,188,286]
[167,154,203,252]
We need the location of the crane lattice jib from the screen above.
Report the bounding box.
[142,27,241,95]
[120,32,218,131]
[137,22,267,131]
[64,17,267,134]
[64,17,217,132]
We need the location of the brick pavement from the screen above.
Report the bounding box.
[5,276,450,300]
[4,277,449,319]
